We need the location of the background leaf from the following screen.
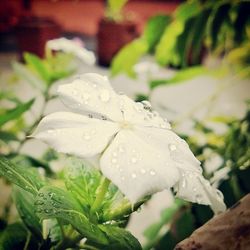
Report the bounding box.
[111,39,148,77]
[35,186,108,245]
[0,157,45,195]
[12,186,42,240]
[12,62,46,91]
[100,225,142,250]
[0,99,34,127]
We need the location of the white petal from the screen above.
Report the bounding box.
[57,73,123,121]
[135,126,226,213]
[134,126,201,172]
[175,169,226,214]
[32,112,119,158]
[100,130,180,203]
[119,95,171,129]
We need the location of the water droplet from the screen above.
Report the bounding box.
[121,176,125,181]
[35,200,44,205]
[142,100,152,110]
[99,89,110,102]
[150,170,156,176]
[181,179,186,188]
[83,133,91,140]
[131,173,137,179]
[118,146,125,153]
[111,158,117,164]
[93,84,97,88]
[112,152,118,157]
[131,157,137,164]
[160,123,167,128]
[140,168,146,174]
[193,187,197,192]
[45,209,52,213]
[195,194,202,203]
[169,144,177,151]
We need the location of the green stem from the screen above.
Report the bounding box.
[91,177,110,214]
[23,232,31,250]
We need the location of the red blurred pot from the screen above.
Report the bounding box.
[97,18,138,67]
[15,16,61,60]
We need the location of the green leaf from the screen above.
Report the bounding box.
[64,158,101,207]
[12,62,46,91]
[143,15,171,52]
[188,8,211,65]
[35,186,108,245]
[233,1,250,45]
[106,0,128,21]
[0,131,18,142]
[208,2,231,50]
[24,53,51,84]
[12,186,42,240]
[0,157,45,195]
[174,1,201,22]
[0,99,34,127]
[111,39,149,77]
[99,225,142,250]
[150,66,208,89]
[0,223,28,250]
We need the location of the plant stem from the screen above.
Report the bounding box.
[91,177,110,214]
[23,232,31,250]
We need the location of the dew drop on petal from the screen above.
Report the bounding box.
[169,144,177,151]
[131,173,137,179]
[131,157,138,164]
[83,133,91,140]
[140,168,146,174]
[99,89,110,102]
[111,158,117,164]
[150,170,156,176]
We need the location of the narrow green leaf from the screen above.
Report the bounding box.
[100,225,142,250]
[35,186,108,245]
[0,131,18,142]
[111,39,149,77]
[24,53,51,84]
[174,1,201,22]
[12,62,46,91]
[143,15,171,52]
[209,2,231,50]
[0,157,45,195]
[150,66,208,89]
[189,8,211,65]
[233,1,250,45]
[0,99,34,127]
[12,186,42,240]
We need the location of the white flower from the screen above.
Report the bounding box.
[46,37,96,65]
[32,73,226,214]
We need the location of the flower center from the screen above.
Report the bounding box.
[119,121,133,130]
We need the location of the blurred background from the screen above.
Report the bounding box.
[0,0,249,249]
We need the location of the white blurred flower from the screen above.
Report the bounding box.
[32,73,226,213]
[133,61,160,76]
[46,37,96,65]
[210,166,231,188]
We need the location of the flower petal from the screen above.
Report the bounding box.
[31,112,119,158]
[134,126,226,213]
[57,73,123,121]
[174,169,226,214]
[134,126,201,172]
[100,130,180,203]
[120,95,171,129]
